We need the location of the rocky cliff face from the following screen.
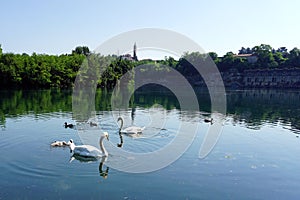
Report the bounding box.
[221,68,300,88]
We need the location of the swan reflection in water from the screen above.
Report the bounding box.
[117,131,124,147]
[70,155,109,179]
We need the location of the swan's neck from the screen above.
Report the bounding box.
[99,136,108,156]
[69,142,75,151]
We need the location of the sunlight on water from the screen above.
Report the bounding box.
[0,89,300,199]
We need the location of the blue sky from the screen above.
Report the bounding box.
[1,0,300,57]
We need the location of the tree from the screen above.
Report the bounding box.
[277,47,288,55]
[72,46,90,56]
[238,47,247,55]
[219,52,235,71]
[165,56,177,68]
[238,47,252,55]
[288,47,300,67]
[219,52,250,71]
[273,51,287,67]
[208,52,219,64]
[177,52,208,77]
[252,44,278,68]
[245,47,252,54]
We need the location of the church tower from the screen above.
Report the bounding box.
[133,42,138,61]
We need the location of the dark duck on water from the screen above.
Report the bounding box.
[64,122,74,128]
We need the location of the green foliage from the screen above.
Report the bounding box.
[72,46,90,56]
[208,52,219,64]
[252,44,277,68]
[238,47,253,54]
[100,57,135,88]
[1,44,300,89]
[0,48,85,88]
[218,44,300,71]
[287,48,300,67]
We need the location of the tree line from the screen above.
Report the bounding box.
[0,45,86,88]
[217,44,300,71]
[1,44,300,89]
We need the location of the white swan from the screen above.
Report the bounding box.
[68,132,109,157]
[117,116,145,135]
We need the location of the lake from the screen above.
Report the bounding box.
[0,88,300,199]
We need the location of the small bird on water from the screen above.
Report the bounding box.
[204,118,213,124]
[64,122,74,129]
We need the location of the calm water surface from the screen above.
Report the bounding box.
[0,89,300,199]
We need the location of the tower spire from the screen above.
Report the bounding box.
[133,42,138,61]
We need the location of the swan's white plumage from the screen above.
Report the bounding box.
[122,126,145,134]
[118,117,145,134]
[69,132,109,158]
[72,145,102,157]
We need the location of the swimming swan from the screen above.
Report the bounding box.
[117,116,145,135]
[68,132,109,157]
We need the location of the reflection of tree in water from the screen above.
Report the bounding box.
[0,89,73,127]
[1,89,300,135]
[227,90,300,134]
[288,117,300,136]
